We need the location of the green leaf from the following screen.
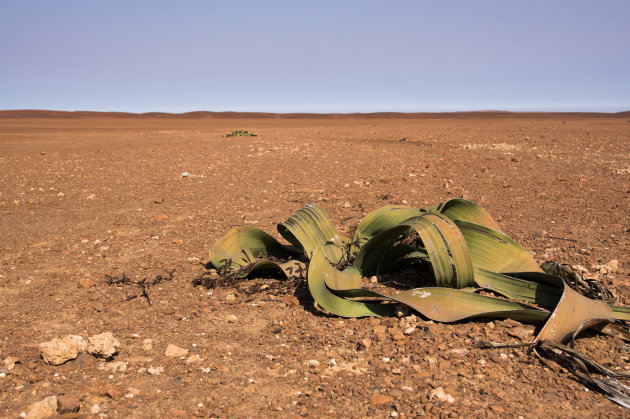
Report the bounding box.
[278,204,347,263]
[389,287,549,323]
[422,213,475,288]
[209,226,294,272]
[354,225,412,276]
[473,268,562,308]
[352,205,422,245]
[307,247,395,317]
[456,220,542,273]
[439,198,501,230]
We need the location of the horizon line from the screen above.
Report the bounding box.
[2,108,630,114]
[1,108,629,119]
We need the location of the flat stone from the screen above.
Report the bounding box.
[361,338,372,349]
[431,387,455,404]
[97,361,128,372]
[371,394,394,405]
[186,355,203,364]
[78,278,95,288]
[25,395,58,419]
[165,344,188,358]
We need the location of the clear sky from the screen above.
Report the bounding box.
[1,1,629,113]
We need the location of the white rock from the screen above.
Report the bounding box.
[186,355,203,364]
[97,361,128,372]
[593,260,619,275]
[141,339,153,352]
[87,332,119,358]
[164,344,188,358]
[147,366,164,375]
[66,335,88,352]
[90,404,101,414]
[606,259,619,273]
[431,386,455,404]
[39,335,86,365]
[25,395,58,419]
[305,359,320,367]
[4,356,19,371]
[227,315,238,323]
[573,264,589,275]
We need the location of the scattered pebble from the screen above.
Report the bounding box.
[371,394,394,405]
[142,338,153,352]
[4,356,19,371]
[56,393,80,414]
[147,366,164,375]
[227,314,238,323]
[392,331,405,341]
[186,355,203,364]
[78,278,95,288]
[98,361,128,372]
[99,383,123,400]
[153,213,168,221]
[360,338,372,349]
[594,259,619,275]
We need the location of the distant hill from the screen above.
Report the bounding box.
[0,109,628,119]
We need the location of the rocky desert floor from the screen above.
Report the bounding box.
[1,112,629,418]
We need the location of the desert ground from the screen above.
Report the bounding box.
[1,111,629,418]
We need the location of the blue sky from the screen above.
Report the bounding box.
[1,1,628,113]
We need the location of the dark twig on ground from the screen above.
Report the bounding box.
[105,269,175,305]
